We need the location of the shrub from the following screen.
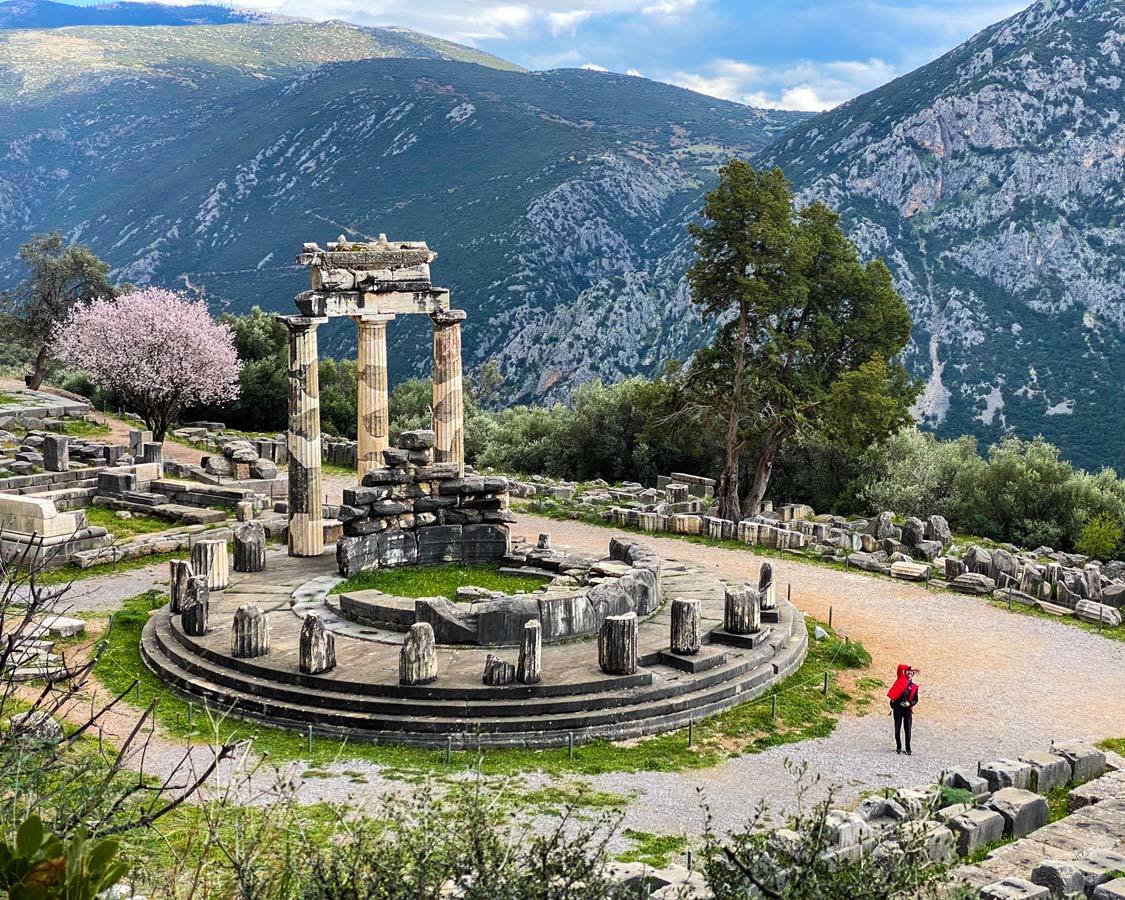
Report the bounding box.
[1076,513,1123,561]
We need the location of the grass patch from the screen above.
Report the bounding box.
[329,563,550,601]
[615,829,688,868]
[966,835,1013,864]
[94,593,871,777]
[937,785,974,809]
[322,462,358,478]
[60,418,111,438]
[0,391,24,405]
[84,505,173,540]
[37,549,189,585]
[1097,737,1124,755]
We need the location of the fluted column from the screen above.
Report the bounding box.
[431,308,466,474]
[354,314,393,479]
[280,315,327,557]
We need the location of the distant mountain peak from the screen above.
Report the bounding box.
[761,0,1125,470]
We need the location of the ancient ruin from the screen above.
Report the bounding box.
[280,235,466,558]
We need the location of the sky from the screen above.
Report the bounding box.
[80,0,1030,110]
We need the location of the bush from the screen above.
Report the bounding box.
[1076,513,1123,561]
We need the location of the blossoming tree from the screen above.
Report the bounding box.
[55,288,240,440]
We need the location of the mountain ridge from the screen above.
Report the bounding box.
[759,0,1124,470]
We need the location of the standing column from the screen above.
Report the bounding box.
[430,308,466,474]
[280,315,327,557]
[354,314,393,479]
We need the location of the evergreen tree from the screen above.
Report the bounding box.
[688,161,917,517]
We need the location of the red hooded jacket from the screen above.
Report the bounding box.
[887,664,918,707]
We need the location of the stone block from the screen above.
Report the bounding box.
[1018,751,1071,794]
[482,653,516,686]
[0,494,81,538]
[539,592,600,641]
[336,533,379,577]
[946,807,1005,856]
[190,539,230,591]
[400,429,436,450]
[230,604,270,659]
[415,597,476,643]
[42,434,68,472]
[599,612,638,675]
[980,758,1034,792]
[1053,741,1106,784]
[987,787,1048,838]
[462,523,510,561]
[475,597,540,646]
[378,530,418,567]
[98,469,137,495]
[415,524,463,564]
[1076,599,1122,627]
[1031,860,1087,898]
[670,597,701,654]
[980,878,1049,900]
[950,572,997,594]
[891,560,930,581]
[724,584,759,634]
[1094,878,1125,900]
[516,619,541,684]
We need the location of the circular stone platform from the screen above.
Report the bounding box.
[140,540,808,749]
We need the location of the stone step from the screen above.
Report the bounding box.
[141,610,807,747]
[152,611,793,718]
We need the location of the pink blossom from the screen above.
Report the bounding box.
[55,288,240,437]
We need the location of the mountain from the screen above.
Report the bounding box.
[0,19,521,105]
[0,0,291,28]
[759,0,1125,472]
[0,23,806,397]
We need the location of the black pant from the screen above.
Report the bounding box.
[893,706,912,753]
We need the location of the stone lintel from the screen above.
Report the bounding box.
[295,289,449,319]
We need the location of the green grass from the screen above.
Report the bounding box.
[322,462,358,478]
[0,392,21,405]
[615,829,688,868]
[37,549,189,586]
[60,419,111,438]
[94,593,872,777]
[329,563,550,601]
[1097,737,1124,754]
[84,505,174,540]
[966,835,1013,864]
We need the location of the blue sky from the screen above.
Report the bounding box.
[95,0,1030,109]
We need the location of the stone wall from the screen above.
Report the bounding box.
[335,430,513,577]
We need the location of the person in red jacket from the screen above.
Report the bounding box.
[887,664,919,755]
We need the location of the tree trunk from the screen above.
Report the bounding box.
[742,428,783,517]
[717,302,748,521]
[26,345,49,390]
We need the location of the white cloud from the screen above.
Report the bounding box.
[669,56,899,111]
[641,0,700,15]
[581,62,610,71]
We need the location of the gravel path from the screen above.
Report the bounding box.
[34,482,1125,838]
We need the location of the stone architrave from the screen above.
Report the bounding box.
[169,559,193,614]
[482,653,516,685]
[670,597,701,655]
[758,562,776,610]
[724,584,760,634]
[516,619,542,684]
[191,539,230,591]
[42,434,68,472]
[430,308,466,474]
[181,576,209,636]
[399,622,438,685]
[280,315,328,557]
[354,314,394,478]
[599,612,638,675]
[233,521,266,573]
[230,604,270,658]
[299,614,336,675]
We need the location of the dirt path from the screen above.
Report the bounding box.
[28,469,1124,835]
